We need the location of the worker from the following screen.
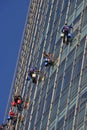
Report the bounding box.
[8,111,17,119]
[7,111,17,125]
[27,67,40,83]
[14,95,23,104]
[43,52,54,67]
[61,23,73,44]
[11,95,30,111]
[11,95,23,111]
[62,23,72,34]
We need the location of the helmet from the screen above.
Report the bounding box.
[9,111,15,116]
[7,116,11,120]
[11,101,16,106]
[17,99,22,104]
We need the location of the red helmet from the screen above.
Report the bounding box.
[11,101,16,106]
[9,111,15,116]
[17,99,22,104]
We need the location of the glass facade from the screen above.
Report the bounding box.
[4,0,87,130]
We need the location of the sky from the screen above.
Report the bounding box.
[0,0,30,124]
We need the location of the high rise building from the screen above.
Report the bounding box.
[4,0,87,130]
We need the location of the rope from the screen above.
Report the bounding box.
[72,1,86,129]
